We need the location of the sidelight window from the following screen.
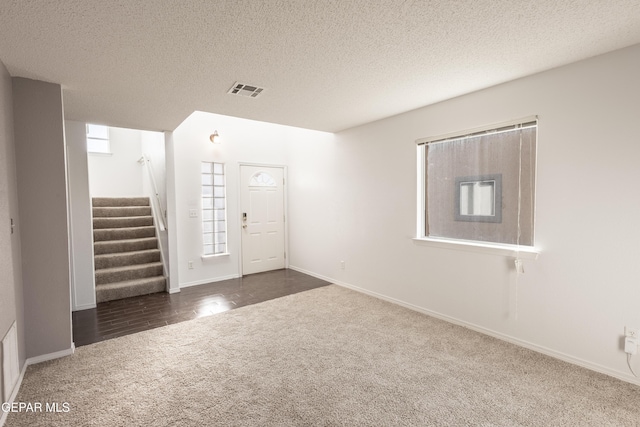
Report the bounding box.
[201,162,227,255]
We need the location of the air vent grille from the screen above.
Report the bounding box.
[227,82,265,98]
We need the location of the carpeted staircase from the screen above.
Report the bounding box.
[92,197,166,303]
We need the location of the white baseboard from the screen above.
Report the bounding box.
[25,344,75,366]
[288,265,334,284]
[1,344,75,427]
[288,265,640,387]
[180,274,240,289]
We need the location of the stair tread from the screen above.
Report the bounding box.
[93,226,156,242]
[95,276,165,302]
[93,237,158,255]
[96,225,155,231]
[95,276,165,290]
[95,262,163,274]
[94,215,154,220]
[92,206,153,218]
[94,249,160,268]
[94,249,160,259]
[93,206,151,209]
[93,207,150,210]
[94,237,157,245]
[93,209,151,213]
[92,197,150,207]
[93,216,155,230]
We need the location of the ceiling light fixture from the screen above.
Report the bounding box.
[209,130,221,144]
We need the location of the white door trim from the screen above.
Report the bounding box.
[237,162,289,276]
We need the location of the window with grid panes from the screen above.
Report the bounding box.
[201,162,227,255]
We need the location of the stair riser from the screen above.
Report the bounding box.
[94,227,156,242]
[95,264,164,285]
[92,197,150,207]
[93,216,154,229]
[93,207,152,218]
[95,251,161,270]
[96,278,166,303]
[94,238,158,255]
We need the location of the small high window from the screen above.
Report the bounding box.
[417,119,537,247]
[86,124,110,154]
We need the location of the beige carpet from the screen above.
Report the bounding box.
[6,285,639,426]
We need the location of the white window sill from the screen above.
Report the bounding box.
[412,237,539,259]
[87,152,113,156]
[201,253,231,260]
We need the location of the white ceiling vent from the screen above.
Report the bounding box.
[227,82,265,98]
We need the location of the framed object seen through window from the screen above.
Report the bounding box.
[417,118,537,247]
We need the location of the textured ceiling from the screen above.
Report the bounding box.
[1,0,639,132]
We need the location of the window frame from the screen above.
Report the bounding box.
[86,124,111,155]
[454,174,502,223]
[414,117,540,259]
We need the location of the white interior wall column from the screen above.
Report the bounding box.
[165,131,179,293]
[64,121,96,311]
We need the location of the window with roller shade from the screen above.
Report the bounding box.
[417,119,537,246]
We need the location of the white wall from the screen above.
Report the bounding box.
[172,111,333,287]
[287,44,640,384]
[140,130,170,279]
[88,126,143,197]
[141,130,166,210]
[65,120,96,311]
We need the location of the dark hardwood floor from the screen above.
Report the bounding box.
[72,269,331,347]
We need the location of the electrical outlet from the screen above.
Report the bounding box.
[340,261,345,270]
[188,261,194,269]
[625,326,639,339]
[624,337,638,355]
[189,209,198,218]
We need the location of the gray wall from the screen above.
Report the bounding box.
[0,59,25,402]
[12,78,72,358]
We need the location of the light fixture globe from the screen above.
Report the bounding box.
[209,130,220,144]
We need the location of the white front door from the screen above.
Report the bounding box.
[240,165,285,275]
